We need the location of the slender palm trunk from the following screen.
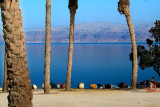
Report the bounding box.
[65,12,76,91]
[125,15,138,89]
[2,46,8,92]
[1,0,33,106]
[44,0,51,94]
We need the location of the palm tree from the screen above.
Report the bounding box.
[118,0,138,89]
[2,46,8,92]
[44,0,51,94]
[65,0,78,91]
[0,0,33,106]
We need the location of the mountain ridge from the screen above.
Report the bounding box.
[0,22,153,43]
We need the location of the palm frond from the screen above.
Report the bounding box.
[118,0,130,15]
[68,0,78,10]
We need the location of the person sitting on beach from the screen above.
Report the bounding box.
[149,82,154,89]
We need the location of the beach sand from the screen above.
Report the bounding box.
[0,89,160,107]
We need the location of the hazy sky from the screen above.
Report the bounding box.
[0,0,160,31]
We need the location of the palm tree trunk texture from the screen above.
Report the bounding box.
[2,46,8,92]
[0,0,33,106]
[65,11,76,91]
[44,0,51,94]
[125,15,138,89]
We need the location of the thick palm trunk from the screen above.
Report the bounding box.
[1,0,33,106]
[65,12,76,91]
[44,0,51,94]
[125,15,138,89]
[2,46,8,92]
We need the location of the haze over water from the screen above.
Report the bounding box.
[0,44,159,88]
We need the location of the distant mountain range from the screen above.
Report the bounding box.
[0,22,154,43]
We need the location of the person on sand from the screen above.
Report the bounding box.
[149,82,154,89]
[151,77,155,83]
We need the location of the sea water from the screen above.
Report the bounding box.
[0,43,158,88]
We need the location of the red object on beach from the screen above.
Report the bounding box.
[57,83,61,89]
[146,83,160,92]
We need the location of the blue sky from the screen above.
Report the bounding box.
[0,0,160,31]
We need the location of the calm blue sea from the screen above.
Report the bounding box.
[0,43,159,88]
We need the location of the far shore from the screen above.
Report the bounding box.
[0,42,148,45]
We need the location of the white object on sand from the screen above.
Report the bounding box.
[79,83,84,89]
[32,84,37,90]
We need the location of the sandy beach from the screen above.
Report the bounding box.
[0,89,160,107]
